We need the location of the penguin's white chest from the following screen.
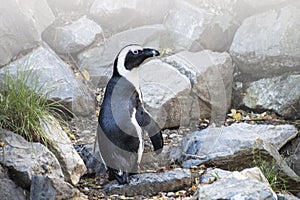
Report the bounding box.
[131,108,144,164]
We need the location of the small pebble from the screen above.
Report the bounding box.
[167,192,175,197]
[168,133,177,139]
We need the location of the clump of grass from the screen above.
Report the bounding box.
[0,67,68,147]
[253,152,287,192]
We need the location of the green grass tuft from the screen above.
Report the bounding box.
[252,151,287,192]
[0,66,69,147]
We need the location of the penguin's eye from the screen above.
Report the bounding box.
[132,49,141,55]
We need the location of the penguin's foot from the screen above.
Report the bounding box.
[108,168,129,185]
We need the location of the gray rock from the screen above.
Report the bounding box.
[30,175,80,200]
[164,50,233,125]
[243,74,300,119]
[175,123,297,168]
[104,168,192,196]
[281,136,300,176]
[0,164,28,200]
[163,0,214,45]
[163,0,239,52]
[89,0,172,34]
[41,116,87,185]
[0,45,94,117]
[0,130,64,189]
[43,16,103,54]
[230,6,300,82]
[277,193,300,200]
[200,168,231,184]
[173,123,300,193]
[0,0,55,66]
[140,59,194,128]
[186,0,287,23]
[193,167,277,200]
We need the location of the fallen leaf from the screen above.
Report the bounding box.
[233,113,242,121]
[82,69,90,81]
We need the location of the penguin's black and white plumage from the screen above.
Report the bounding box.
[97,44,163,184]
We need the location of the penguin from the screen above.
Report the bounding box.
[97,44,164,184]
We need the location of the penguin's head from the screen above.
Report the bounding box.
[113,44,160,77]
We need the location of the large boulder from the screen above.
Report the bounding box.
[0,130,64,189]
[242,74,300,119]
[140,59,194,128]
[163,50,233,125]
[42,16,103,54]
[0,0,55,66]
[163,0,240,52]
[230,6,300,82]
[41,116,87,185]
[172,123,297,168]
[89,0,172,34]
[0,45,94,117]
[170,123,300,193]
[193,167,277,199]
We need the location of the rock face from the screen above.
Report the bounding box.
[193,167,277,200]
[0,45,94,117]
[0,164,27,200]
[0,130,64,189]
[41,116,87,185]
[0,0,55,66]
[43,16,103,54]
[163,50,233,125]
[242,74,300,119]
[230,6,300,82]
[104,168,192,196]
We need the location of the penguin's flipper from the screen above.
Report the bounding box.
[136,104,163,153]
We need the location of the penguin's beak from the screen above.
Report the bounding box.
[143,48,160,57]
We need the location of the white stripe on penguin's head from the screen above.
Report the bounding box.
[116,44,143,77]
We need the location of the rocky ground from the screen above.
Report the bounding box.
[69,90,300,199]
